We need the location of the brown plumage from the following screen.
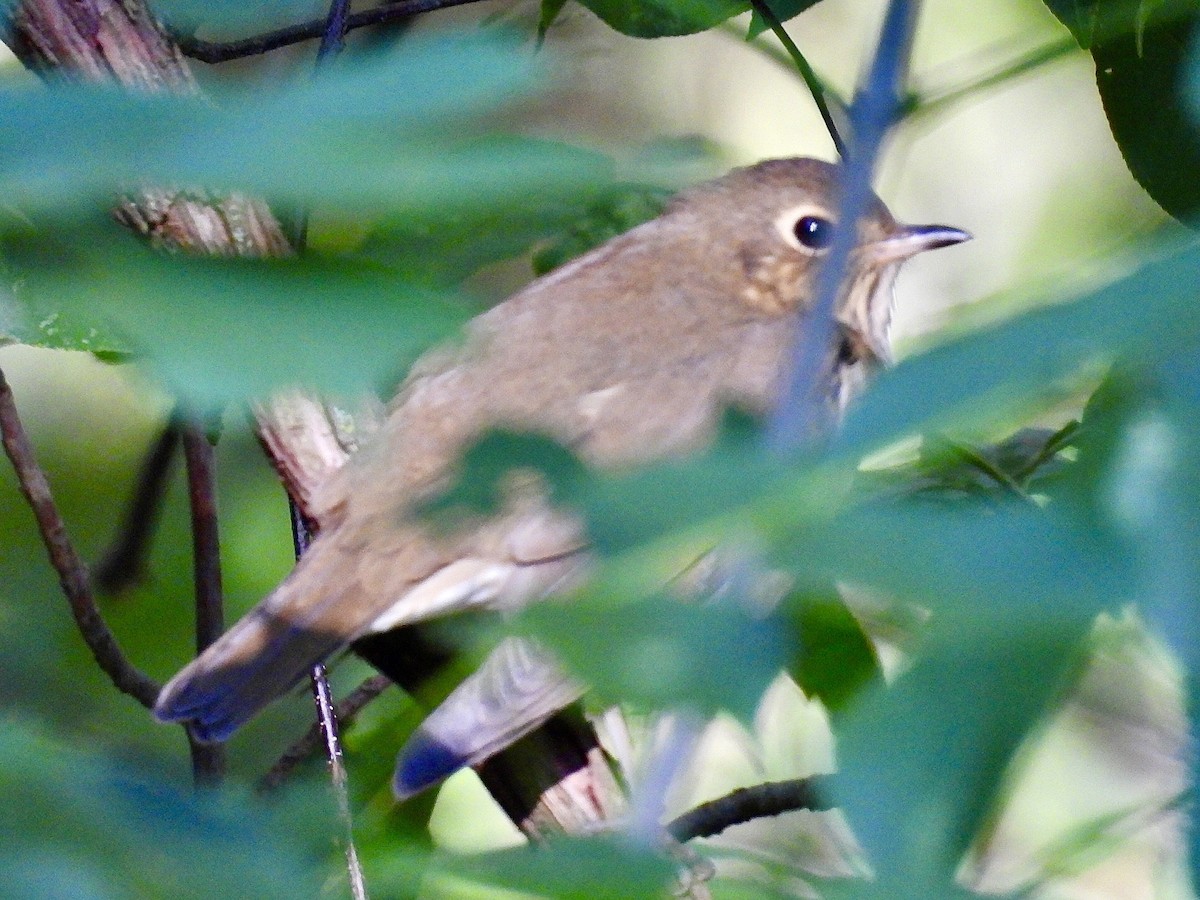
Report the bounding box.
[154,158,968,794]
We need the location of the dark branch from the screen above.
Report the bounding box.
[174,0,491,64]
[182,422,226,787]
[257,674,392,793]
[94,410,182,594]
[666,776,836,843]
[183,423,225,655]
[0,367,161,709]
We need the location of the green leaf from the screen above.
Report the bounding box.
[832,621,1089,893]
[765,492,1132,623]
[789,592,882,715]
[574,0,748,38]
[0,718,330,899]
[539,0,571,41]
[838,241,1200,457]
[360,182,671,289]
[0,34,609,220]
[0,303,131,356]
[516,591,795,719]
[375,835,676,899]
[531,183,672,275]
[1094,359,1200,674]
[1043,0,1200,221]
[2,223,471,406]
[418,410,795,557]
[420,430,589,522]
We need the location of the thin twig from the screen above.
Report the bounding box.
[311,663,370,900]
[183,423,225,654]
[257,674,392,793]
[744,0,847,159]
[905,35,1079,123]
[279,9,369,892]
[174,0,489,64]
[765,0,923,451]
[666,776,835,842]
[0,367,161,708]
[182,422,227,787]
[290,489,370,899]
[94,409,182,594]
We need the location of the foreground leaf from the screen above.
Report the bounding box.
[2,224,471,406]
[1043,0,1200,221]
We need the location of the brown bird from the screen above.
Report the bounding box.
[154,157,968,795]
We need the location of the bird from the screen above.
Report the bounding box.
[154,157,968,797]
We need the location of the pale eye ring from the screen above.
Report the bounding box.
[793,215,835,251]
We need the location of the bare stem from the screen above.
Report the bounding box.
[666,776,835,842]
[174,0,491,64]
[183,422,227,787]
[288,496,370,900]
[94,409,182,594]
[257,674,391,793]
[0,366,161,709]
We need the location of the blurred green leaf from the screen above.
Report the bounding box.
[531,184,671,275]
[0,34,610,220]
[573,0,748,38]
[419,411,803,557]
[359,181,673,289]
[0,303,131,356]
[375,835,675,898]
[420,430,589,521]
[1,223,471,406]
[154,0,325,37]
[838,241,1200,456]
[539,0,571,41]
[789,593,882,715]
[1043,0,1200,221]
[516,591,795,719]
[1091,359,1200,674]
[0,718,330,899]
[831,621,1089,894]
[765,492,1132,623]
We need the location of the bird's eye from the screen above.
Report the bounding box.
[793,215,834,251]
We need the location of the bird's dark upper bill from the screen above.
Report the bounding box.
[872,224,971,263]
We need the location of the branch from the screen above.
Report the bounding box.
[765,0,923,450]
[182,422,227,787]
[0,367,161,709]
[745,0,847,158]
[666,776,836,843]
[174,0,491,64]
[94,409,182,594]
[257,674,392,793]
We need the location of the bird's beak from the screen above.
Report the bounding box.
[869,224,971,264]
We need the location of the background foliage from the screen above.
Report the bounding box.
[1,0,1198,896]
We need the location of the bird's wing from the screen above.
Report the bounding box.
[392,637,584,798]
